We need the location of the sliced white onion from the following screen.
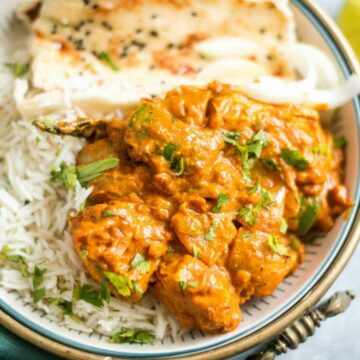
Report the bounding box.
[194,37,263,60]
[196,59,268,85]
[310,75,360,108]
[280,43,340,88]
[235,74,360,109]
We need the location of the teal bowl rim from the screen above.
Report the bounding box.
[0,0,359,358]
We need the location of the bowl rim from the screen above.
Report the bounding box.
[1,0,360,359]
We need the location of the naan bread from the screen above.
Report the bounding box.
[16,0,297,118]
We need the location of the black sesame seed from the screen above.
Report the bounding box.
[167,43,174,49]
[149,30,159,37]
[24,199,30,205]
[191,11,198,17]
[151,14,157,19]
[101,21,113,31]
[92,4,98,10]
[83,0,91,5]
[85,30,91,36]
[131,40,146,50]
[259,28,266,34]
[136,28,143,34]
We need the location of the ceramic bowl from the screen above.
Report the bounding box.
[0,1,359,359]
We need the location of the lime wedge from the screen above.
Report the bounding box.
[339,0,360,59]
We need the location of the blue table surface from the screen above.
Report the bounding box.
[1,1,358,359]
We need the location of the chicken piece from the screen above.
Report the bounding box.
[124,100,224,182]
[171,202,237,266]
[70,200,173,303]
[227,228,301,298]
[152,254,241,333]
[163,86,212,127]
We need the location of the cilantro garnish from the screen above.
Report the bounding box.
[52,157,119,189]
[110,328,155,345]
[97,51,119,71]
[204,222,215,241]
[212,193,229,213]
[280,148,309,171]
[237,190,272,226]
[5,62,29,77]
[104,272,134,297]
[298,198,321,235]
[178,280,198,290]
[33,266,46,303]
[130,253,150,274]
[267,235,288,256]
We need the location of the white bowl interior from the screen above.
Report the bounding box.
[0,1,359,358]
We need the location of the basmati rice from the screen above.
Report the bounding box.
[0,40,178,342]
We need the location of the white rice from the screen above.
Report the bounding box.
[0,40,178,341]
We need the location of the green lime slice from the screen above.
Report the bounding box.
[339,0,360,59]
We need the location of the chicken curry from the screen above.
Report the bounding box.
[38,83,350,334]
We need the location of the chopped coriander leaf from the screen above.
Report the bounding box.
[247,130,268,158]
[290,237,301,251]
[192,245,201,259]
[0,247,30,277]
[261,158,280,171]
[237,206,257,226]
[298,199,321,235]
[33,266,46,289]
[73,283,103,307]
[101,277,111,302]
[171,156,185,176]
[51,163,77,190]
[178,281,187,290]
[280,148,309,171]
[130,253,145,267]
[248,179,259,194]
[43,117,56,131]
[103,209,115,217]
[110,328,155,345]
[237,190,272,226]
[212,193,229,213]
[130,253,150,274]
[178,280,198,290]
[127,104,152,128]
[104,272,133,297]
[190,220,202,234]
[221,131,242,148]
[97,51,119,71]
[163,144,177,161]
[334,136,348,149]
[241,233,252,240]
[80,250,88,259]
[5,62,29,77]
[222,130,242,141]
[188,281,198,288]
[280,219,288,234]
[58,299,73,316]
[204,222,216,241]
[77,157,119,184]
[34,288,46,303]
[132,281,143,294]
[267,235,288,256]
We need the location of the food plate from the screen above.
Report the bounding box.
[0,0,359,359]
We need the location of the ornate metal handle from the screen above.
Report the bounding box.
[247,290,355,360]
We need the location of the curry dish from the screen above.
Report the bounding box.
[44,83,350,334]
